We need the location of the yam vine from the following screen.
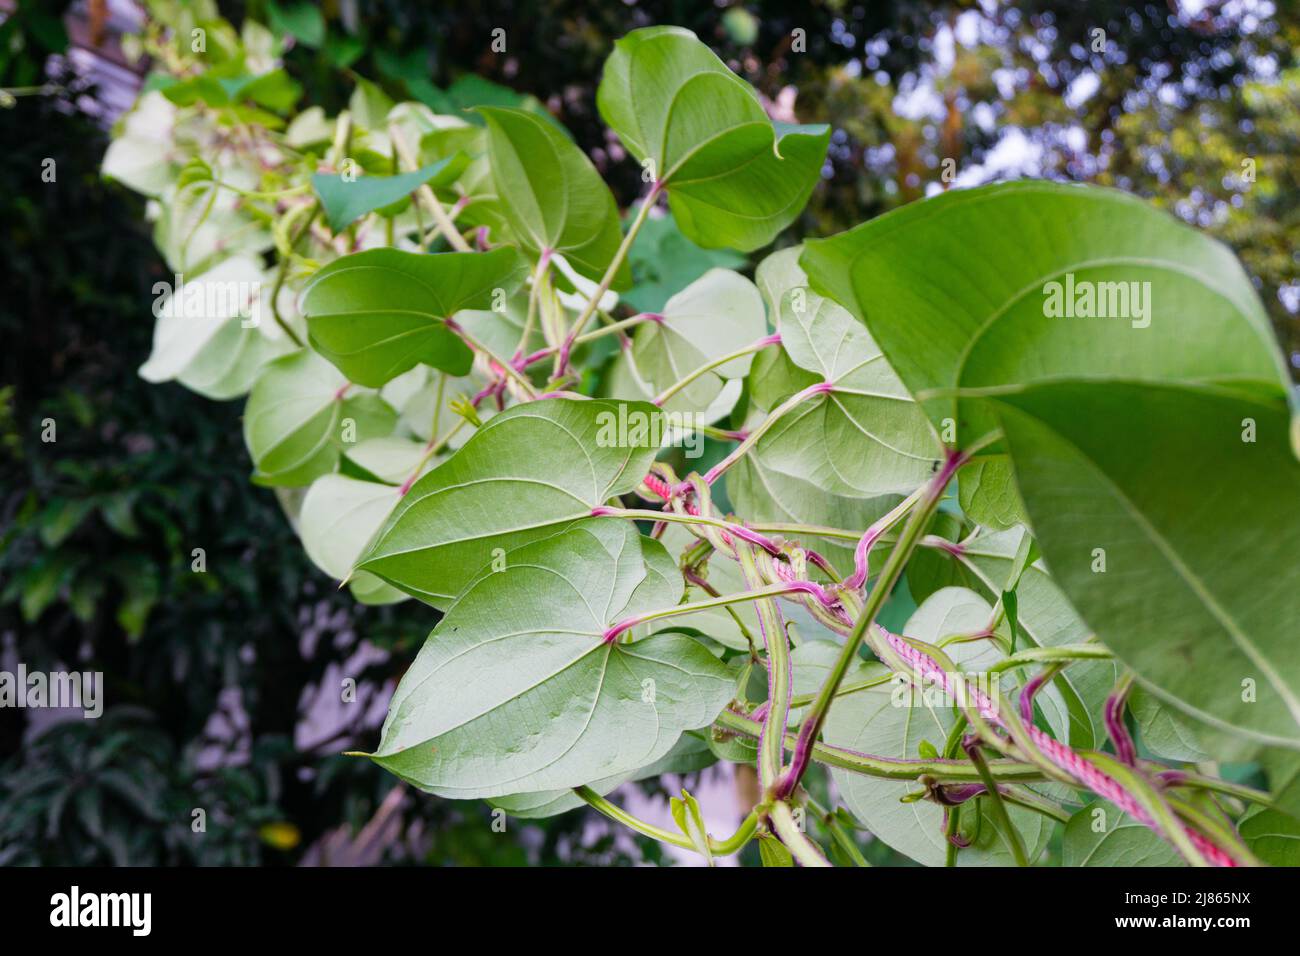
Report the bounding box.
[102,8,1300,867]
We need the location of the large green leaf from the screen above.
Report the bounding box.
[359,398,663,607]
[242,350,397,486]
[800,181,1293,444]
[596,26,828,251]
[370,521,734,798]
[310,155,468,232]
[727,425,897,578]
[301,247,528,387]
[478,106,629,287]
[994,381,1300,748]
[1063,799,1184,866]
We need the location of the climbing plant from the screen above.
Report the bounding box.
[102,9,1300,866]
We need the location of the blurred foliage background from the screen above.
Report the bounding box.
[1,0,1296,866]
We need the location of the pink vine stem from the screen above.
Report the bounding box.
[882,630,1237,867]
[638,455,1233,864]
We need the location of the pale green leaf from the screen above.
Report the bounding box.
[359,398,663,607]
[371,521,734,798]
[1063,799,1184,866]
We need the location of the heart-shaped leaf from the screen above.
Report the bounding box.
[758,278,941,497]
[597,26,828,251]
[478,106,630,287]
[370,521,734,798]
[301,247,528,387]
[801,181,1293,444]
[994,380,1300,748]
[242,350,397,486]
[359,397,663,607]
[311,155,468,232]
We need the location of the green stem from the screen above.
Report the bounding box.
[987,644,1113,673]
[964,739,1029,866]
[389,121,470,251]
[806,795,869,867]
[737,544,790,793]
[715,709,1043,783]
[652,333,780,407]
[596,506,777,553]
[1000,786,1072,824]
[768,802,830,867]
[554,186,660,375]
[777,450,966,797]
[601,581,815,643]
[573,787,758,857]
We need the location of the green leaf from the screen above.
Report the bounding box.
[622,268,765,416]
[801,182,1293,452]
[597,26,828,251]
[727,434,897,578]
[242,350,397,486]
[347,77,394,131]
[311,156,468,233]
[268,1,326,48]
[754,269,941,497]
[994,380,1300,748]
[490,731,715,819]
[1130,687,1210,763]
[624,210,746,314]
[958,457,1027,531]
[371,521,734,798]
[1063,799,1184,866]
[298,474,404,602]
[1240,808,1300,865]
[342,436,432,485]
[139,255,276,393]
[478,106,630,287]
[301,247,527,387]
[758,833,795,867]
[359,398,663,607]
